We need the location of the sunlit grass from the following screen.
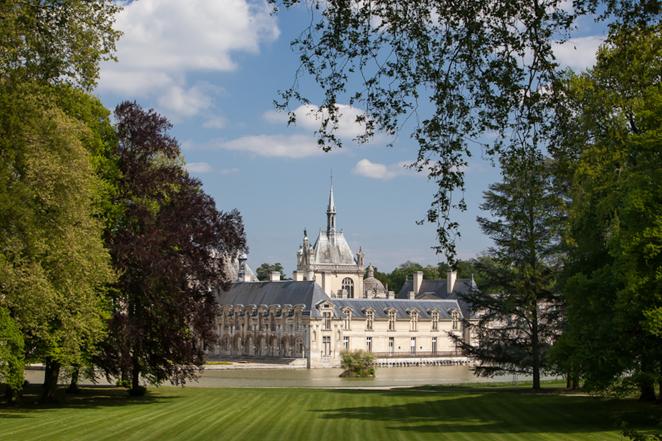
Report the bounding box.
[1,383,660,441]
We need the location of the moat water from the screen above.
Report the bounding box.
[24,365,554,389]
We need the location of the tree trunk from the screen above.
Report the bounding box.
[566,372,571,389]
[639,381,656,401]
[130,355,141,394]
[531,302,541,391]
[42,358,60,402]
[66,366,80,393]
[571,373,579,390]
[658,379,662,402]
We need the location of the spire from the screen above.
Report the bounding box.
[326,173,336,235]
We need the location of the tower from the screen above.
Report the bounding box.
[326,178,336,237]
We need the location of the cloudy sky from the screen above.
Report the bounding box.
[96,0,606,274]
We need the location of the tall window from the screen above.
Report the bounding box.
[343,336,350,351]
[452,310,460,330]
[343,309,352,330]
[366,311,374,330]
[323,311,332,330]
[388,337,395,354]
[342,277,354,298]
[410,311,418,331]
[322,336,331,356]
[410,337,416,355]
[366,336,373,353]
[431,311,439,331]
[388,310,396,331]
[432,336,438,355]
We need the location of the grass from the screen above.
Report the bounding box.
[1,383,660,441]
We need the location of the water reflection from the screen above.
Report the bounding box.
[25,366,545,389]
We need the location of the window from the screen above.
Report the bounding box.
[452,310,460,330]
[366,311,374,330]
[431,311,439,331]
[342,277,354,298]
[410,311,418,331]
[322,336,331,356]
[432,337,438,355]
[323,311,332,330]
[366,336,373,353]
[388,337,395,354]
[270,313,276,331]
[343,336,350,351]
[388,310,396,331]
[410,337,416,355]
[343,309,352,330]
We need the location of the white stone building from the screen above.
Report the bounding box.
[213,185,477,368]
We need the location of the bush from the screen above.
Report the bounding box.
[339,350,375,378]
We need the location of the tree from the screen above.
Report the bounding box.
[97,102,246,395]
[256,263,287,281]
[551,24,662,400]
[453,150,564,390]
[0,307,24,401]
[0,0,121,90]
[0,83,115,401]
[270,0,658,261]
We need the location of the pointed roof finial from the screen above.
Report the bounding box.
[327,170,335,214]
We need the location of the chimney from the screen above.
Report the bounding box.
[270,271,281,282]
[413,271,423,295]
[306,270,315,281]
[409,291,416,300]
[447,270,457,293]
[388,291,395,299]
[293,271,304,281]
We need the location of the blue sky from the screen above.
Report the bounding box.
[96,0,607,274]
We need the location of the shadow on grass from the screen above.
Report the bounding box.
[0,384,182,418]
[312,387,662,435]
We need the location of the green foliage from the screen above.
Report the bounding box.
[0,83,116,399]
[339,350,375,377]
[271,0,659,262]
[455,150,564,390]
[0,307,24,393]
[256,262,287,281]
[0,0,121,90]
[552,24,662,399]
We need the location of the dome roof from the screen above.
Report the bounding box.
[363,265,385,294]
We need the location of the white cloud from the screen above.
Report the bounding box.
[203,116,228,129]
[186,162,213,173]
[217,134,325,159]
[553,36,604,72]
[265,104,369,139]
[219,167,240,175]
[157,83,214,120]
[99,0,279,118]
[353,158,410,180]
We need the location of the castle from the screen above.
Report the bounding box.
[213,184,477,368]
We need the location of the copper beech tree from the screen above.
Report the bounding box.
[96,102,246,394]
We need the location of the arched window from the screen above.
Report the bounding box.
[342,277,354,298]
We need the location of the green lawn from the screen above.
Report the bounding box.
[1,384,660,441]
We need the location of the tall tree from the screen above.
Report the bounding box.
[0,84,115,401]
[551,24,662,400]
[98,102,246,394]
[270,0,658,261]
[453,150,564,390]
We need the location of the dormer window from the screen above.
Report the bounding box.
[343,308,352,330]
[410,310,419,331]
[366,310,374,330]
[431,311,440,331]
[388,310,396,331]
[452,310,460,330]
[323,311,332,330]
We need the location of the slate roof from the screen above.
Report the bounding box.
[397,278,476,318]
[322,298,464,319]
[217,281,328,316]
[311,230,357,266]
